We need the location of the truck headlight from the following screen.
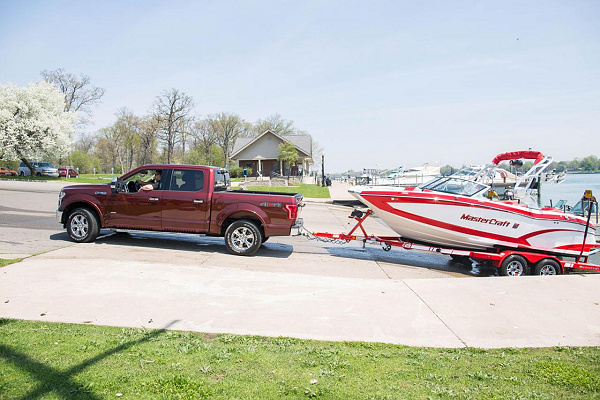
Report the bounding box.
[58,190,65,207]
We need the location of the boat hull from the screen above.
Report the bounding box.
[350,186,598,257]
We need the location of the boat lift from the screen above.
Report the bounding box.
[307,195,600,277]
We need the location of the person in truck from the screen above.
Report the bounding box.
[138,169,162,191]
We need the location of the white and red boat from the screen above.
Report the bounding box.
[349,151,598,258]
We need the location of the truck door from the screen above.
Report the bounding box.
[160,169,210,232]
[105,170,164,229]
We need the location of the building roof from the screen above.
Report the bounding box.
[231,130,312,159]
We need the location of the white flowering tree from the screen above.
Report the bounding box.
[0,81,75,174]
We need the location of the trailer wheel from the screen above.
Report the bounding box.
[534,259,562,276]
[381,242,392,251]
[224,220,262,256]
[499,254,529,276]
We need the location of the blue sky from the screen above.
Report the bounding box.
[1,0,598,172]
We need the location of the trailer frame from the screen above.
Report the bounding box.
[310,209,600,276]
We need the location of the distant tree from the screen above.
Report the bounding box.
[152,88,194,163]
[113,108,142,171]
[252,113,296,136]
[580,155,599,172]
[191,119,218,166]
[75,131,97,153]
[40,68,105,122]
[93,109,141,174]
[555,161,569,173]
[69,150,92,173]
[0,82,75,174]
[440,165,454,176]
[94,134,116,173]
[96,126,121,173]
[208,112,250,167]
[138,116,160,166]
[568,159,580,170]
[278,142,300,176]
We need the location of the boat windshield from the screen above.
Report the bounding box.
[419,177,488,197]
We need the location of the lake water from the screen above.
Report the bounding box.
[541,173,600,207]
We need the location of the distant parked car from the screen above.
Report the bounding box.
[18,161,59,177]
[58,167,79,178]
[0,167,17,176]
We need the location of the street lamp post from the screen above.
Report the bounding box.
[321,154,325,187]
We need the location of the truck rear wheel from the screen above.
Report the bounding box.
[499,254,529,276]
[534,259,562,275]
[66,208,99,243]
[225,220,262,256]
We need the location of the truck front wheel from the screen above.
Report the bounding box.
[66,208,99,243]
[225,220,262,256]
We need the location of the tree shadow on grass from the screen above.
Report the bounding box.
[0,320,179,399]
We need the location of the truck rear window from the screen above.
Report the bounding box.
[214,169,230,191]
[170,170,204,192]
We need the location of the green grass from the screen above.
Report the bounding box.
[0,174,116,184]
[0,258,21,268]
[0,319,599,399]
[244,183,330,198]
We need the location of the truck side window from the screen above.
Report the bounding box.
[171,170,204,192]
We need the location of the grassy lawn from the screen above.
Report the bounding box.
[0,319,598,399]
[1,174,116,184]
[0,258,21,268]
[243,183,330,198]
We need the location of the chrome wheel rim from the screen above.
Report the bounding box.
[506,261,524,276]
[539,265,556,275]
[70,214,89,239]
[231,226,255,252]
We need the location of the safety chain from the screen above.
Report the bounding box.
[298,226,350,245]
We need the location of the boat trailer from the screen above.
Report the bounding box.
[307,208,600,277]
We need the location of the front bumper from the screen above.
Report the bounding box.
[56,210,63,224]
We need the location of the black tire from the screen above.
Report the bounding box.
[534,259,562,276]
[19,171,25,176]
[224,220,262,256]
[36,172,41,176]
[499,254,529,276]
[66,208,99,243]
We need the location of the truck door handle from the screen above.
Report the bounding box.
[193,199,204,204]
[149,197,159,202]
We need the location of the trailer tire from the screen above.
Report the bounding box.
[224,220,262,256]
[499,254,529,276]
[534,259,562,276]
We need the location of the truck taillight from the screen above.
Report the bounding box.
[285,204,298,220]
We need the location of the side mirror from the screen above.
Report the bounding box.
[110,177,118,193]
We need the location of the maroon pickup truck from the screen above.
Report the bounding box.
[57,164,303,255]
